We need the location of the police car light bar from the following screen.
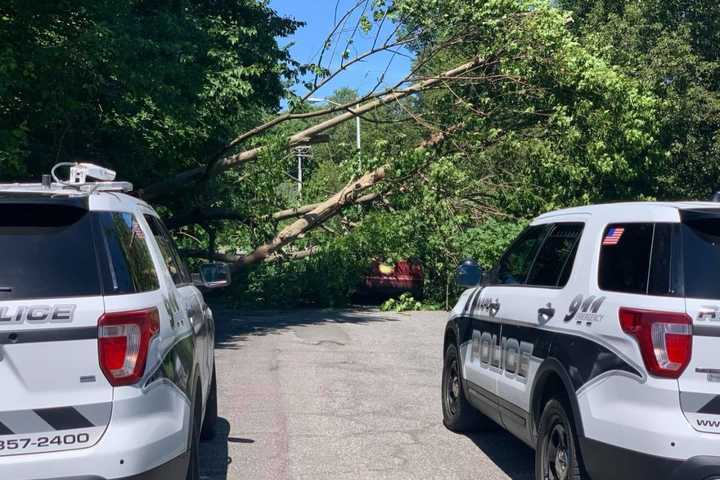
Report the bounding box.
[45,162,133,193]
[0,163,133,195]
[68,163,117,184]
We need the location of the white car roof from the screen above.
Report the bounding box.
[0,183,150,213]
[533,201,720,225]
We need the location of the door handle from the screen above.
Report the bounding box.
[538,305,555,323]
[488,300,500,317]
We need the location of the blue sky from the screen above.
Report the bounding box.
[270,0,413,102]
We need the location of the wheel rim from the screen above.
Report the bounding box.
[544,421,570,480]
[444,357,460,416]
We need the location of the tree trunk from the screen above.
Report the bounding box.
[230,166,387,271]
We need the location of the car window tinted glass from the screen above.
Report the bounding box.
[0,204,101,300]
[648,223,676,296]
[96,212,159,294]
[682,214,720,299]
[495,226,547,285]
[598,223,653,294]
[144,215,191,285]
[527,223,584,288]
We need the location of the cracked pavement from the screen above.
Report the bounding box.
[199,308,533,480]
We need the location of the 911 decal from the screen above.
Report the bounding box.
[564,294,606,325]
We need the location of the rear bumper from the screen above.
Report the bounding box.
[122,451,188,480]
[35,452,188,480]
[581,437,720,480]
[0,382,191,480]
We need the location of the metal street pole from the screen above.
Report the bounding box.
[297,154,302,196]
[356,116,362,171]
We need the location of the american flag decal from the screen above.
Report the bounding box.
[603,227,625,246]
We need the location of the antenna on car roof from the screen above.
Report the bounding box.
[711,191,720,202]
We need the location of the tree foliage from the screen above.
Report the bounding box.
[3,0,719,309]
[0,0,300,186]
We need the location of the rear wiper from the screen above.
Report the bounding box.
[0,287,13,293]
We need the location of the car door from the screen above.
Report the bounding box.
[142,213,210,396]
[462,224,549,424]
[494,222,585,442]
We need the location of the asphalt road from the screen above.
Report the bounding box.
[199,308,534,480]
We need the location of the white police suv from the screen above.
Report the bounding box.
[443,201,720,479]
[0,163,229,480]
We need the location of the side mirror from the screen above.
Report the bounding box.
[196,263,232,289]
[456,259,485,288]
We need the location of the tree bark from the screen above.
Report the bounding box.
[270,192,380,222]
[230,166,387,271]
[138,56,486,201]
[181,246,320,264]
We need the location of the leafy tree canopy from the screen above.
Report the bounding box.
[0,0,300,186]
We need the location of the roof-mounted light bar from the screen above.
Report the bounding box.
[49,162,133,193]
[68,163,117,184]
[0,163,133,195]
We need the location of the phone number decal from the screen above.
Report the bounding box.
[0,428,103,457]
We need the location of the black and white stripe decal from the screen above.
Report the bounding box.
[681,392,720,415]
[0,403,111,436]
[0,327,97,345]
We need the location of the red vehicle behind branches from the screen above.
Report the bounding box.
[359,259,424,300]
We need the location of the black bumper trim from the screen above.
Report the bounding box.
[36,452,188,480]
[581,436,720,480]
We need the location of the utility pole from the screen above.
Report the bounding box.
[294,146,312,198]
[356,116,362,171]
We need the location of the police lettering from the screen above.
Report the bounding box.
[470,330,534,380]
[0,305,76,324]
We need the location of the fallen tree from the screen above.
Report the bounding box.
[181,125,459,270]
[138,56,486,201]
[181,246,320,264]
[228,165,387,271]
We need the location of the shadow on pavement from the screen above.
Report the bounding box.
[466,430,535,480]
[200,417,232,480]
[211,305,402,350]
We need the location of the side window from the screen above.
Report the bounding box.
[144,215,191,286]
[526,223,584,288]
[648,223,677,296]
[598,223,653,294]
[494,225,547,285]
[95,212,160,295]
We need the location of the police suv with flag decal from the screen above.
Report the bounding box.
[0,164,229,480]
[444,201,720,480]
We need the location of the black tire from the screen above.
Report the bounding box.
[186,387,202,480]
[442,343,495,432]
[535,398,586,480]
[200,365,218,441]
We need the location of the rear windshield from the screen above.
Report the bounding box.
[0,204,102,301]
[682,212,720,300]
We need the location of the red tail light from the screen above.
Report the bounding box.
[98,308,160,386]
[619,308,692,379]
